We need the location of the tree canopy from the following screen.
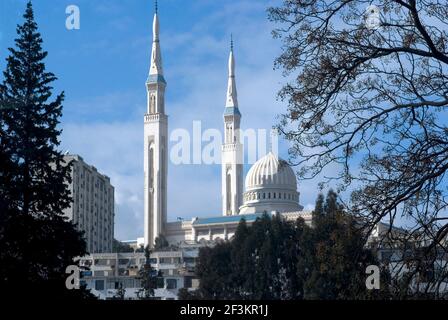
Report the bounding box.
[269,0,448,296]
[183,191,385,300]
[0,1,91,299]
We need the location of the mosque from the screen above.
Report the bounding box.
[143,7,312,248]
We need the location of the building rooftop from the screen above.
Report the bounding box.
[192,213,265,226]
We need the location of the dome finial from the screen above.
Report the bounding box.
[155,0,158,14]
[230,33,233,52]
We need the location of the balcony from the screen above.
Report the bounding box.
[144,113,167,123]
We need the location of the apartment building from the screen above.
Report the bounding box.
[63,154,114,253]
[78,244,201,300]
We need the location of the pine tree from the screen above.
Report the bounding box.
[186,193,391,300]
[299,190,387,299]
[190,214,301,300]
[0,1,90,298]
[137,246,160,299]
[195,242,233,299]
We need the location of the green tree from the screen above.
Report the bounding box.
[136,245,160,299]
[194,242,233,299]
[269,0,448,296]
[154,235,170,251]
[0,2,91,298]
[298,190,389,299]
[177,287,201,300]
[189,214,300,300]
[183,193,390,300]
[112,239,134,253]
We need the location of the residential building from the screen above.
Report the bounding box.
[63,154,114,253]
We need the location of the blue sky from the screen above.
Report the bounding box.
[0,0,330,240]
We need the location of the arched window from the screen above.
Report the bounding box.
[150,93,156,114]
[263,193,266,199]
[149,146,154,189]
[226,173,231,214]
[273,193,276,199]
[161,147,166,214]
[148,144,155,218]
[268,193,271,199]
[279,193,281,199]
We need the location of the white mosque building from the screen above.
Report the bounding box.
[143,7,311,248]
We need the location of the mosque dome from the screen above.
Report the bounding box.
[245,152,297,191]
[239,152,303,214]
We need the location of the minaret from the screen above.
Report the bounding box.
[144,1,168,248]
[221,36,244,216]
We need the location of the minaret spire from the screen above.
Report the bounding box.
[222,35,243,216]
[226,35,238,108]
[144,1,168,248]
[149,1,163,77]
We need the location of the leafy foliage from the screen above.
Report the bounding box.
[182,192,385,300]
[112,239,134,253]
[154,235,170,251]
[136,246,161,299]
[268,0,448,297]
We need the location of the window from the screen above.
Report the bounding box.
[172,257,181,264]
[156,277,164,288]
[166,278,177,289]
[184,277,193,288]
[94,270,105,277]
[95,280,104,291]
[160,257,171,264]
[94,259,108,266]
[184,257,195,264]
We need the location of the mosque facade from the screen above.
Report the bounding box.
[143,9,311,248]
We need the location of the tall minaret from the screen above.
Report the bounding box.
[144,1,168,248]
[221,36,243,216]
